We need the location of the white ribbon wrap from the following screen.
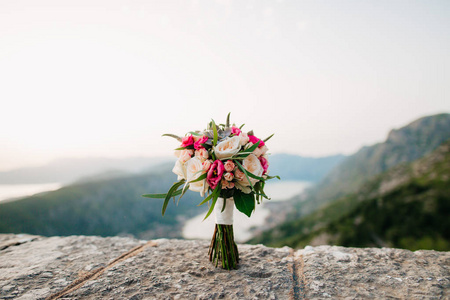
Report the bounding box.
[214,197,234,225]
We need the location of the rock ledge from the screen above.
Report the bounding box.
[0,234,448,299]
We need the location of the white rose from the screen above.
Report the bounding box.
[185,157,208,197]
[214,136,241,159]
[237,154,263,186]
[172,160,186,180]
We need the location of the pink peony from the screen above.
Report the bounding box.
[194,136,209,150]
[224,160,235,172]
[207,160,225,190]
[248,135,265,148]
[181,135,195,148]
[231,126,241,136]
[259,156,269,175]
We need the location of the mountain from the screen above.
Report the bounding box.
[249,140,450,251]
[268,154,346,182]
[0,164,207,239]
[291,113,450,217]
[0,156,172,184]
[0,151,344,239]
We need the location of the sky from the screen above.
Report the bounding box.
[0,0,449,171]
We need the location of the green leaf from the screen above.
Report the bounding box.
[212,119,218,146]
[203,185,221,220]
[162,180,185,216]
[263,133,274,143]
[198,192,214,206]
[234,189,255,217]
[265,175,281,180]
[162,134,182,141]
[221,197,227,212]
[177,183,190,205]
[237,141,260,158]
[189,172,207,183]
[226,112,231,128]
[142,190,183,199]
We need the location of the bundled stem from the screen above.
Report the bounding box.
[208,224,239,270]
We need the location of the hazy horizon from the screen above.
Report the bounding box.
[1,0,449,171]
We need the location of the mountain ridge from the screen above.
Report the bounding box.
[292,113,450,217]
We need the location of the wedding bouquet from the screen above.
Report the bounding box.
[143,113,279,270]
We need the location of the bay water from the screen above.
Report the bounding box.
[0,183,62,203]
[182,180,312,242]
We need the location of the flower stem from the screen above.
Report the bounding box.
[208,224,239,270]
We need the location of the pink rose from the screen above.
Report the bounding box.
[253,147,263,157]
[194,136,208,150]
[207,160,225,190]
[231,126,241,135]
[181,135,195,148]
[178,149,194,163]
[224,172,234,181]
[234,168,246,181]
[261,145,268,155]
[259,156,269,175]
[202,160,212,172]
[221,179,235,189]
[248,135,265,148]
[195,148,209,162]
[224,160,235,172]
[221,179,229,189]
[239,132,249,146]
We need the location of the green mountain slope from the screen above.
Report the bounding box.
[0,165,205,239]
[249,140,450,251]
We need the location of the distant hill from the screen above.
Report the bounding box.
[0,153,344,186]
[268,154,346,182]
[292,113,450,217]
[0,156,172,184]
[249,140,450,251]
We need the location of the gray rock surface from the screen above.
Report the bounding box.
[0,234,449,299]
